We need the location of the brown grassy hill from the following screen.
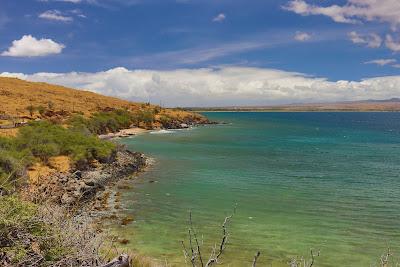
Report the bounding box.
[0,77,143,117]
[0,76,206,118]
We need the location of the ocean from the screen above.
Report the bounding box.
[114,112,400,266]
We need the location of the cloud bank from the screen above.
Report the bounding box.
[1,67,400,107]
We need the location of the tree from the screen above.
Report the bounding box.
[140,109,155,128]
[48,101,54,110]
[37,106,46,117]
[26,105,35,118]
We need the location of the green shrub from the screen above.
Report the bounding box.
[139,109,155,128]
[0,195,37,230]
[68,109,143,135]
[159,115,172,125]
[0,137,32,191]
[37,105,46,116]
[18,121,116,166]
[0,121,116,181]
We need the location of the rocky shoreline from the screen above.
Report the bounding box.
[27,148,148,210]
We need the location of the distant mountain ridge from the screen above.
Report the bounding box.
[188,98,400,112]
[360,98,400,103]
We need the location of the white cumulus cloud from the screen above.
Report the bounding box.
[2,67,400,107]
[1,35,65,57]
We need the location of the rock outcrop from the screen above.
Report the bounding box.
[28,150,147,208]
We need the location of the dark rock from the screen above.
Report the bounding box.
[73,170,82,179]
[84,179,97,187]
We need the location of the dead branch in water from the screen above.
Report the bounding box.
[289,249,320,267]
[182,205,262,267]
[252,251,261,267]
[380,248,392,267]
[205,210,235,267]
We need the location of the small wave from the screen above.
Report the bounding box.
[150,129,175,134]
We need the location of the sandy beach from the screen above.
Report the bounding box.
[98,127,149,139]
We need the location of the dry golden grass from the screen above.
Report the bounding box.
[27,163,56,185]
[27,156,70,184]
[0,77,144,117]
[48,156,71,173]
[0,76,205,119]
[0,128,18,137]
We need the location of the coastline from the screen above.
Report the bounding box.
[1,117,214,266]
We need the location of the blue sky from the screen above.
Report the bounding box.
[1,0,400,106]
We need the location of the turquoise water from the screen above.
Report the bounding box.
[115,112,400,266]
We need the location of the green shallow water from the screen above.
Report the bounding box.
[113,112,400,266]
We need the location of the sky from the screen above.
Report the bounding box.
[0,0,400,106]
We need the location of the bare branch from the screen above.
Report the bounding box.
[289,249,319,267]
[381,248,392,267]
[252,251,261,267]
[181,240,190,264]
[309,249,320,267]
[189,210,204,267]
[205,206,236,267]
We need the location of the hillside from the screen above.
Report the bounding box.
[0,77,143,117]
[0,77,208,134]
[189,98,400,112]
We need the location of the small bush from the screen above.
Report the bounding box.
[0,137,32,192]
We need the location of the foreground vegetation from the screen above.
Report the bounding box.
[0,195,106,266]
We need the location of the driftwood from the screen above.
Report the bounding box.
[101,254,131,267]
